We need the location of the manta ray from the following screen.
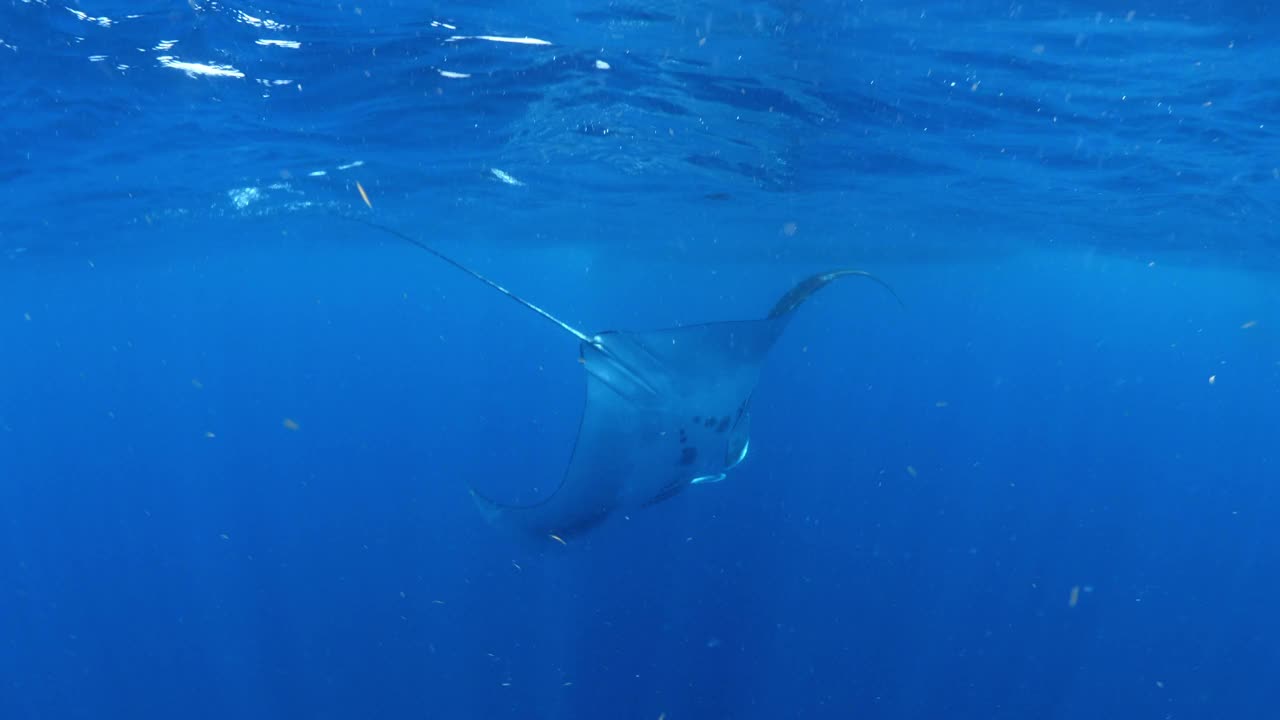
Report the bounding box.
[352,218,899,539]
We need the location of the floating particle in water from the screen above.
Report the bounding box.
[356,181,372,208]
[282,418,300,431]
[445,35,552,46]
[595,59,610,70]
[1068,585,1080,607]
[1241,320,1257,329]
[548,533,567,546]
[906,465,918,478]
[1208,375,1216,385]
[228,186,261,209]
[490,168,524,186]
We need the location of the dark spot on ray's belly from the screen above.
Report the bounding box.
[692,416,701,424]
[716,416,730,432]
[678,427,688,444]
[642,478,687,508]
[679,446,698,466]
[703,417,716,428]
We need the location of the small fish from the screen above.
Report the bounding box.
[356,181,373,208]
[548,533,567,546]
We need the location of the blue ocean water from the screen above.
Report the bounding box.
[2,0,1279,718]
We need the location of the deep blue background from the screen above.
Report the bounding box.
[2,1,1279,718]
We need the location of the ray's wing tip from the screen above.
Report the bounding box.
[465,485,576,538]
[837,268,905,309]
[467,485,506,524]
[768,267,904,318]
[812,268,904,309]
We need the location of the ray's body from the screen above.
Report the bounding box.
[347,217,899,538]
